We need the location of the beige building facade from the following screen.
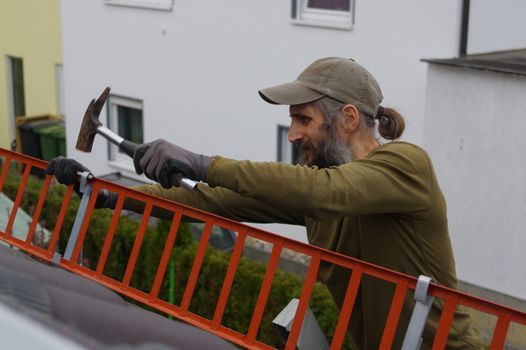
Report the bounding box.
[0,0,63,149]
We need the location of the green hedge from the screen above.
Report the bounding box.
[2,167,351,348]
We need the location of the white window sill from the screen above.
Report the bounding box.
[105,0,173,11]
[106,160,153,184]
[291,18,353,31]
[292,0,354,31]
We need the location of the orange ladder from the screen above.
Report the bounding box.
[0,147,525,349]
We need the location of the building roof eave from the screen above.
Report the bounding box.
[421,48,526,77]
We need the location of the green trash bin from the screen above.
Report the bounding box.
[19,120,57,159]
[36,122,67,161]
[54,124,66,156]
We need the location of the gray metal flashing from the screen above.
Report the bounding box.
[422,48,526,77]
[63,171,93,262]
[402,275,434,350]
[272,298,329,350]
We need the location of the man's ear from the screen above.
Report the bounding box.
[341,104,361,132]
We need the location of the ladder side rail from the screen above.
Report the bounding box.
[24,174,52,248]
[455,293,526,326]
[4,148,526,349]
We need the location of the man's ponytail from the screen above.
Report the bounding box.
[376,107,405,140]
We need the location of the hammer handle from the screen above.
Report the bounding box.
[95,127,196,190]
[119,140,198,191]
[119,139,138,158]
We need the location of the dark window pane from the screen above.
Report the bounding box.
[307,0,349,11]
[10,57,26,117]
[277,125,303,165]
[117,105,143,144]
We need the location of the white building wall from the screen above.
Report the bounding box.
[61,1,464,241]
[424,64,526,299]
[60,1,464,160]
[468,0,526,54]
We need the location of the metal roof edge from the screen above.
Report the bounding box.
[421,48,526,77]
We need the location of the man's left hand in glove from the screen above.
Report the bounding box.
[46,156,117,209]
[132,139,212,189]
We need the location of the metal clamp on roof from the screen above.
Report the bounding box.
[61,171,93,264]
[272,298,329,350]
[402,275,434,350]
[78,170,94,194]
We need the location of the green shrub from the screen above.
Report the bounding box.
[2,168,351,349]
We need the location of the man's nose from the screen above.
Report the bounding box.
[288,126,303,143]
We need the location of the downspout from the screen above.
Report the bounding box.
[459,0,470,57]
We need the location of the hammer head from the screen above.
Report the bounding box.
[75,87,110,152]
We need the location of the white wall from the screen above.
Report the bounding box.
[61,1,463,241]
[468,0,526,54]
[424,64,526,299]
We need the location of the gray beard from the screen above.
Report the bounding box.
[298,135,353,168]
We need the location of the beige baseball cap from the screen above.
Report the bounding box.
[259,57,383,117]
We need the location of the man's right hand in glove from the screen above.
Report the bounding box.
[46,157,116,209]
[133,139,211,189]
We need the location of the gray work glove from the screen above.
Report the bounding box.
[46,157,117,209]
[132,139,211,189]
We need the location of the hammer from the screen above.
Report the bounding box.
[75,87,197,190]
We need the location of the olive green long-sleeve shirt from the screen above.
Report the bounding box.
[129,141,482,349]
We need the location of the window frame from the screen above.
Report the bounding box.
[277,125,302,164]
[291,0,355,30]
[6,56,26,142]
[106,94,144,171]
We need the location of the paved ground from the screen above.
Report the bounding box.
[0,192,50,243]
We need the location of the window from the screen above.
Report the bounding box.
[277,125,303,164]
[8,57,26,118]
[107,95,143,166]
[105,0,174,11]
[7,56,26,141]
[292,0,354,30]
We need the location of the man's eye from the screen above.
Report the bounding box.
[300,117,310,125]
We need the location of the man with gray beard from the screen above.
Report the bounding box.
[47,57,482,348]
[295,97,354,168]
